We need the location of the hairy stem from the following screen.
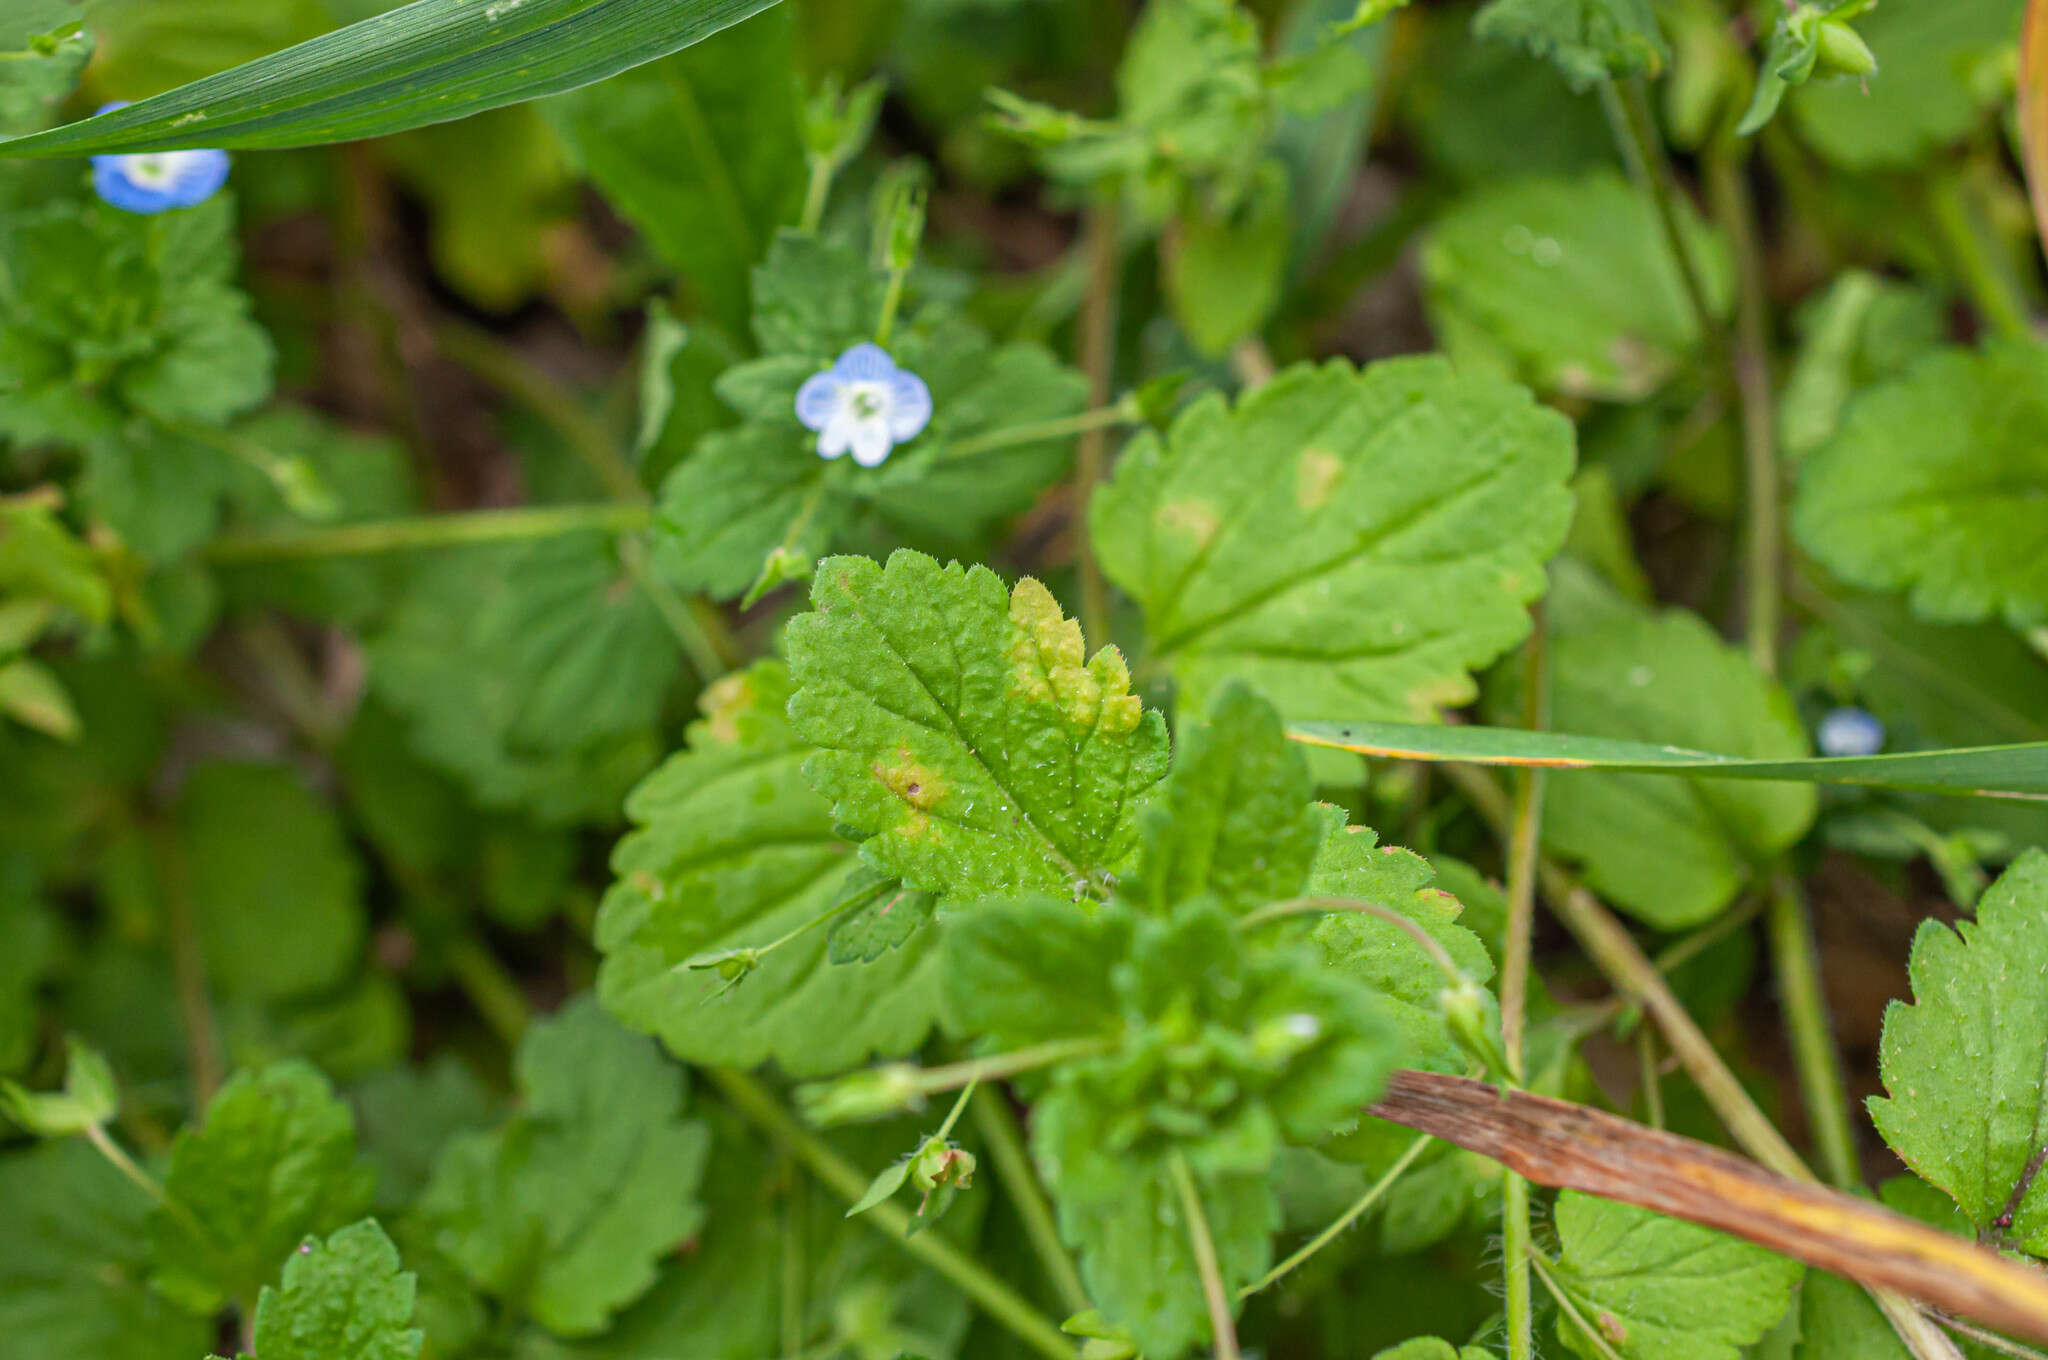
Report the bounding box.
[1767,874,1860,1189]
[1501,608,1550,1360]
[1926,168,2032,341]
[204,503,655,562]
[1602,78,1718,345]
[707,1068,1077,1360]
[442,934,532,1046]
[938,402,1138,462]
[1074,197,1122,649]
[1526,1247,1625,1360]
[970,1088,1091,1315]
[1170,1153,1241,1360]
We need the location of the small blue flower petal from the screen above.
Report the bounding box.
[88,106,232,216]
[795,370,843,431]
[884,368,933,441]
[833,341,896,383]
[1817,706,1885,758]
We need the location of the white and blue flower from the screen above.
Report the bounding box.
[1817,706,1885,758]
[90,103,231,215]
[794,342,933,468]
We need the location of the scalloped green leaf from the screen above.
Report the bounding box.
[786,550,1170,901]
[1472,0,1668,90]
[596,660,944,1077]
[1091,356,1574,754]
[1793,343,2048,630]
[242,1220,422,1360]
[1869,850,2048,1254]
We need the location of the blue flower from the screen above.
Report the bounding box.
[1817,706,1885,758]
[794,343,933,468]
[90,103,231,215]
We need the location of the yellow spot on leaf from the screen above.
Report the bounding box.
[874,748,944,811]
[1296,447,1343,510]
[1005,578,1144,734]
[1158,498,1221,548]
[699,673,756,745]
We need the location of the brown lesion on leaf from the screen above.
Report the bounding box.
[874,746,944,812]
[1596,1312,1628,1346]
[1296,447,1343,511]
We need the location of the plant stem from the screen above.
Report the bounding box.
[1526,1247,1626,1360]
[433,318,645,504]
[895,1038,1118,1100]
[1638,1026,1665,1130]
[1767,873,1859,1189]
[1704,139,1781,677]
[204,503,654,562]
[781,1164,808,1360]
[799,156,833,235]
[1074,196,1122,649]
[149,824,222,1110]
[1500,607,1549,1360]
[1936,1313,2048,1360]
[442,934,531,1046]
[1926,168,2032,341]
[970,1087,1091,1315]
[619,534,733,683]
[1602,78,1719,345]
[708,1067,1078,1360]
[938,403,1139,462]
[84,1122,169,1205]
[1169,1153,1241,1360]
[1238,895,1468,987]
[1241,1131,1432,1297]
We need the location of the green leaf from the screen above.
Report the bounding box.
[1869,850,2048,1253]
[1129,682,1323,916]
[827,875,940,965]
[1471,0,1669,89]
[0,658,78,741]
[0,495,110,625]
[0,0,786,158]
[1548,1191,1803,1360]
[1062,1162,1275,1360]
[1423,172,1730,401]
[1090,356,1574,765]
[419,997,710,1337]
[0,1139,211,1360]
[597,660,945,1076]
[152,1061,377,1315]
[1791,0,2019,169]
[1165,158,1291,357]
[787,550,1170,901]
[1486,566,1815,928]
[368,534,678,824]
[0,875,56,1075]
[245,1220,423,1360]
[543,7,804,334]
[0,3,89,138]
[941,896,1127,1049]
[176,762,367,1002]
[349,1057,502,1215]
[1287,723,2048,801]
[1374,1340,1492,1360]
[1793,343,2048,630]
[1794,1270,1910,1360]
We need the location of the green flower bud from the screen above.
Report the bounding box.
[0,1037,118,1138]
[1814,19,1877,79]
[798,1064,924,1126]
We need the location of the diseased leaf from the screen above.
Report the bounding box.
[1793,343,2048,629]
[1549,1191,1803,1360]
[786,550,1170,901]
[1472,0,1669,89]
[151,1062,377,1316]
[1423,173,1731,401]
[1488,565,1816,929]
[244,1220,423,1360]
[1869,850,2048,1253]
[1090,357,1574,767]
[597,661,945,1076]
[418,998,710,1337]
[0,1140,211,1360]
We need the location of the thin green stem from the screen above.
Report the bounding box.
[1500,605,1548,1360]
[1602,77,1719,346]
[442,934,531,1046]
[936,402,1139,463]
[1704,138,1781,676]
[1241,1131,1432,1297]
[970,1088,1091,1315]
[876,266,909,349]
[900,1038,1118,1100]
[1638,1026,1665,1130]
[708,1068,1077,1360]
[932,1079,978,1143]
[149,824,222,1110]
[204,503,653,562]
[1169,1153,1241,1360]
[1238,896,1467,988]
[799,157,833,234]
[1074,197,1122,650]
[1767,873,1860,1189]
[1926,169,2032,341]
[781,1164,808,1360]
[84,1122,168,1206]
[1526,1248,1625,1360]
[433,318,645,504]
[619,534,732,684]
[1935,1313,2048,1360]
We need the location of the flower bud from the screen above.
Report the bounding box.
[1814,19,1877,79]
[798,1064,924,1126]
